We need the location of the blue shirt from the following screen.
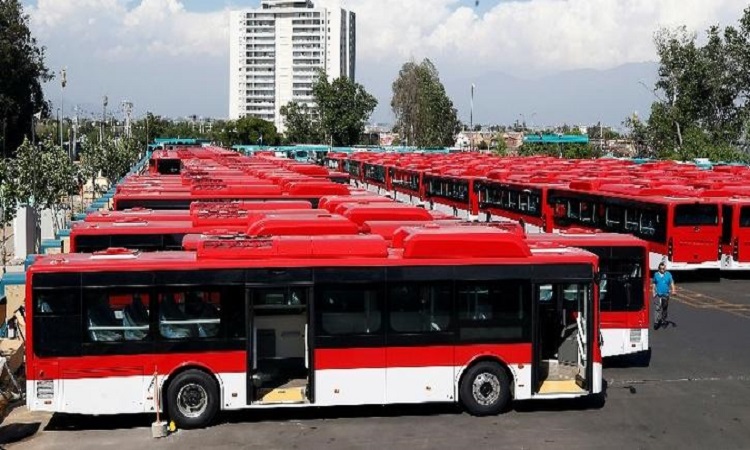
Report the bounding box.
[653,271,673,296]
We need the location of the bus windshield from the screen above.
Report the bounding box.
[673,204,719,226]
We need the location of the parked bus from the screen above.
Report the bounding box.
[113,183,350,210]
[475,176,565,233]
[26,228,602,429]
[720,197,750,271]
[547,183,721,271]
[85,202,314,223]
[526,232,650,361]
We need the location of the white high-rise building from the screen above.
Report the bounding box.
[229,0,356,132]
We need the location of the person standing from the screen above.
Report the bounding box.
[652,262,675,329]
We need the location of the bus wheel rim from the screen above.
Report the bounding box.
[472,372,501,406]
[177,383,208,418]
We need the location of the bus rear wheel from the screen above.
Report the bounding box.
[166,369,219,429]
[459,362,511,416]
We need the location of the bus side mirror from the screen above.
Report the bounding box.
[594,272,602,285]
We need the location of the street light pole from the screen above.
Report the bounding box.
[470,83,475,151]
[60,68,66,151]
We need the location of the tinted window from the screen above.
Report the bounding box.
[35,289,80,315]
[84,289,151,342]
[740,206,750,228]
[388,284,452,333]
[457,281,531,342]
[316,285,382,336]
[599,256,645,313]
[74,235,110,253]
[605,205,624,228]
[255,287,306,309]
[158,290,221,340]
[33,288,82,357]
[111,234,164,251]
[674,204,719,226]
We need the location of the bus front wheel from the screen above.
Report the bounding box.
[166,369,220,429]
[459,362,511,416]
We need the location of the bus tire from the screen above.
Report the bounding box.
[166,369,219,429]
[459,362,511,416]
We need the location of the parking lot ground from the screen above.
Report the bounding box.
[5,278,750,450]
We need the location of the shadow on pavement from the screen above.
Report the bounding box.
[45,413,152,432]
[217,403,462,426]
[0,422,41,445]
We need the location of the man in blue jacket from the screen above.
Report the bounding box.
[652,262,675,329]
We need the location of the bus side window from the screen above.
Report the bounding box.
[605,206,623,228]
[83,290,151,342]
[388,283,452,333]
[640,211,657,236]
[316,285,383,336]
[625,209,640,231]
[157,290,221,340]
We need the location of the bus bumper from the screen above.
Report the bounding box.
[720,255,750,271]
[649,253,720,271]
[600,328,649,358]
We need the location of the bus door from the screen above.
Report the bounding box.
[533,283,592,396]
[246,279,312,405]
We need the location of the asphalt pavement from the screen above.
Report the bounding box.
[5,279,750,450]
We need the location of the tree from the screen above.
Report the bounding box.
[633,7,750,161]
[493,134,509,156]
[0,157,20,271]
[391,59,461,147]
[0,0,52,157]
[313,73,377,146]
[280,102,322,144]
[234,116,279,146]
[15,139,80,249]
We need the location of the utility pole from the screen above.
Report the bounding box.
[101,95,108,143]
[470,83,475,151]
[72,106,79,159]
[60,67,67,151]
[122,101,133,138]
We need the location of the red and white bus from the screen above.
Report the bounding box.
[547,183,722,271]
[526,232,650,361]
[720,197,750,271]
[26,228,602,428]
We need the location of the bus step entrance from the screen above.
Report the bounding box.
[537,361,586,395]
[256,378,309,405]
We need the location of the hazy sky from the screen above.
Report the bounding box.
[23,0,749,126]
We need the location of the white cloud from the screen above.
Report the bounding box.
[23,0,750,120]
[349,0,748,75]
[29,0,229,59]
[28,0,749,75]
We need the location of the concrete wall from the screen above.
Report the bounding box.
[12,206,37,259]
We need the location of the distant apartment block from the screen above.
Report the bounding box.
[229,0,356,132]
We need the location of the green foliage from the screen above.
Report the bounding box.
[233,116,280,146]
[280,102,322,144]
[15,138,78,210]
[80,137,141,192]
[391,59,461,148]
[0,156,20,270]
[0,0,52,157]
[15,138,80,245]
[0,157,20,226]
[493,135,509,156]
[313,73,378,146]
[519,142,599,159]
[632,7,750,162]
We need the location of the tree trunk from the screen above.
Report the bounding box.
[2,224,7,275]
